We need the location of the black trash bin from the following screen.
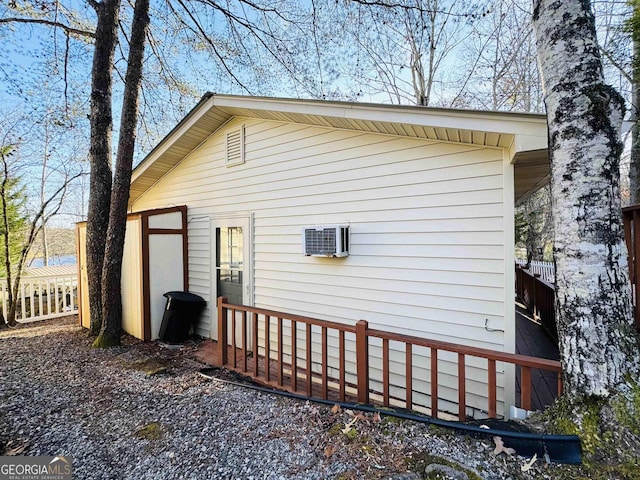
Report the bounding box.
[159,291,206,343]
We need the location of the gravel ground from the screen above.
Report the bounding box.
[0,318,580,479]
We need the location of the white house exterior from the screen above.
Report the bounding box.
[112,94,550,417]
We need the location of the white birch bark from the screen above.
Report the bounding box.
[532,0,639,398]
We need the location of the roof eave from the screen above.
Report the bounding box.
[131,92,216,183]
[129,94,550,207]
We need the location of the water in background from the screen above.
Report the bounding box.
[29,255,77,267]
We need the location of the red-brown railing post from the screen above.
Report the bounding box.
[253,313,259,377]
[532,274,538,317]
[458,353,466,421]
[431,348,438,418]
[217,297,228,365]
[623,209,633,284]
[356,320,369,404]
[278,317,284,386]
[521,366,532,411]
[241,311,247,372]
[405,343,413,410]
[291,320,298,392]
[488,359,497,418]
[231,309,237,367]
[382,338,390,406]
[557,372,563,396]
[339,330,345,401]
[306,323,312,397]
[265,315,271,382]
[321,326,328,400]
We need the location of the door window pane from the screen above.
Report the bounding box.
[217,227,243,285]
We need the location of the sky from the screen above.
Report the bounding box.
[0,0,634,232]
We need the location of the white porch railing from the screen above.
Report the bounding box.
[515,258,555,284]
[0,265,79,323]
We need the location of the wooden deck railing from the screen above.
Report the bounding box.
[515,264,557,342]
[217,297,562,421]
[515,259,555,284]
[0,267,78,322]
[515,205,640,332]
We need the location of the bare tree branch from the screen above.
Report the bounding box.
[601,47,633,84]
[347,0,487,18]
[0,17,95,38]
[169,0,252,92]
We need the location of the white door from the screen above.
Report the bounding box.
[211,215,253,341]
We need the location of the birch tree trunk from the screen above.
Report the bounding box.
[94,0,150,347]
[630,1,640,205]
[533,0,640,462]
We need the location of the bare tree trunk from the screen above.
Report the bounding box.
[409,32,427,105]
[41,224,48,266]
[533,0,640,462]
[86,0,120,336]
[41,123,50,267]
[95,0,150,347]
[630,2,640,205]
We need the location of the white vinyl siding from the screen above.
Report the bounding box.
[132,117,508,417]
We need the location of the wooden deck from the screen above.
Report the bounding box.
[515,302,560,411]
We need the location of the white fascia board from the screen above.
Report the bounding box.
[212,94,354,118]
[509,133,549,163]
[344,106,548,137]
[211,94,549,139]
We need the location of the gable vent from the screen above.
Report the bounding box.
[225,125,245,166]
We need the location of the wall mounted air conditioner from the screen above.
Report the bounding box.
[303,225,350,257]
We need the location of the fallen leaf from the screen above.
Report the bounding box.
[492,436,516,456]
[344,409,354,417]
[521,453,537,472]
[479,424,490,429]
[324,444,336,458]
[342,417,358,434]
[372,412,381,423]
[331,404,341,414]
[4,441,27,456]
[354,412,367,422]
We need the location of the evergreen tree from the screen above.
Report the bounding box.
[0,145,28,326]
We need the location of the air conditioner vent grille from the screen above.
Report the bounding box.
[305,228,337,255]
[303,225,350,257]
